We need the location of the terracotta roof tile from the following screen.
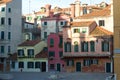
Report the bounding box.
[0,0,11,4]
[75,5,111,19]
[71,21,94,27]
[18,39,40,46]
[90,26,113,36]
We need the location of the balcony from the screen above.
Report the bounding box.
[0,53,8,58]
[23,27,41,34]
[63,52,111,57]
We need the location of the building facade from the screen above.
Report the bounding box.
[47,33,65,72]
[63,21,113,72]
[10,39,48,72]
[0,0,22,72]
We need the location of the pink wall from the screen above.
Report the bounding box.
[47,33,65,72]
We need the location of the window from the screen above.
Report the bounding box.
[93,59,98,64]
[64,42,71,52]
[44,22,47,25]
[19,62,24,68]
[102,41,109,52]
[82,28,87,33]
[59,36,63,48]
[8,32,11,40]
[83,59,91,66]
[18,49,24,57]
[74,28,80,33]
[83,59,98,66]
[50,64,55,69]
[99,20,105,26]
[60,21,63,25]
[50,38,54,47]
[8,46,11,53]
[37,16,41,20]
[27,62,34,68]
[49,51,55,57]
[90,41,95,52]
[11,61,15,69]
[8,8,11,13]
[67,60,74,66]
[35,62,41,68]
[1,7,5,12]
[1,17,5,25]
[27,17,32,21]
[83,7,87,14]
[1,46,4,53]
[27,49,34,57]
[59,51,63,57]
[44,32,47,39]
[81,41,88,52]
[74,41,79,52]
[8,18,11,25]
[1,31,4,40]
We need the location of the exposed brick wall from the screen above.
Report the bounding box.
[0,63,3,72]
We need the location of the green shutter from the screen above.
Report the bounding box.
[102,42,104,51]
[78,29,80,33]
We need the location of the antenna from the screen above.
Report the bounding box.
[29,0,31,14]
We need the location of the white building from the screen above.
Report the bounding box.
[0,0,22,72]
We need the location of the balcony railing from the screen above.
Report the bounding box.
[63,52,111,57]
[23,28,41,34]
[0,39,10,44]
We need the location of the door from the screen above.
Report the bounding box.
[57,63,61,72]
[106,63,111,73]
[41,62,46,72]
[76,62,81,72]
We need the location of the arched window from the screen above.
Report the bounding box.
[102,41,109,52]
[81,41,88,52]
[74,41,79,52]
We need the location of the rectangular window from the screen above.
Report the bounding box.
[67,60,74,66]
[99,20,105,26]
[102,41,109,52]
[60,21,63,25]
[59,36,63,48]
[90,41,95,52]
[12,61,15,69]
[35,62,41,68]
[18,49,24,57]
[59,51,63,57]
[8,32,11,40]
[44,22,47,25]
[93,59,98,64]
[19,62,24,68]
[1,7,5,12]
[83,59,91,66]
[27,49,34,57]
[74,29,80,33]
[49,51,55,57]
[1,46,4,53]
[1,31,4,40]
[1,17,5,25]
[8,8,11,13]
[50,38,54,47]
[82,28,87,33]
[83,7,87,14]
[44,32,47,39]
[8,18,11,25]
[8,46,11,53]
[50,64,55,69]
[81,42,88,52]
[27,62,34,68]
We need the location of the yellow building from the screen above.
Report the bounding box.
[10,39,48,72]
[113,0,120,80]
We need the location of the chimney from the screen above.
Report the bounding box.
[45,4,51,17]
[75,0,81,17]
[70,3,75,18]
